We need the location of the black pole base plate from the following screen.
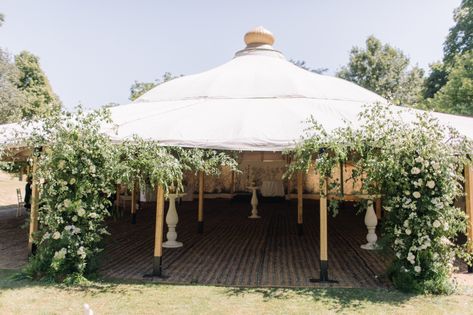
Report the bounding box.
[309,278,339,283]
[197,221,204,234]
[297,223,303,236]
[143,273,169,279]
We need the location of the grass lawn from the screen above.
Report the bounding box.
[0,270,472,315]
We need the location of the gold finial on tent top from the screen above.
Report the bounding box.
[244,26,275,46]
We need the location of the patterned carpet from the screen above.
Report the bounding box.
[99,198,393,288]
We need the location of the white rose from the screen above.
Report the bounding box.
[52,231,61,240]
[63,199,71,207]
[414,266,421,273]
[70,178,76,185]
[411,167,421,175]
[77,208,86,217]
[426,180,435,189]
[433,220,441,228]
[415,156,423,163]
[413,191,421,199]
[72,215,78,222]
[405,228,412,235]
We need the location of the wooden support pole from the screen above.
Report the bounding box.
[198,171,204,233]
[287,178,292,199]
[153,185,165,276]
[319,178,329,281]
[465,165,473,273]
[375,198,382,219]
[131,182,137,224]
[230,170,235,194]
[297,171,304,236]
[28,156,39,255]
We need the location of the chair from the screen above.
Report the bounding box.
[16,188,25,217]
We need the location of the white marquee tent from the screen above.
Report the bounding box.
[104,26,473,151]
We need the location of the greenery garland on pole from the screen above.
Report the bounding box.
[10,108,239,283]
[286,103,473,294]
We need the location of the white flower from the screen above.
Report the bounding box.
[63,199,71,208]
[404,191,411,196]
[415,156,423,163]
[89,212,99,219]
[42,232,50,240]
[403,220,409,228]
[414,266,421,273]
[412,191,421,199]
[77,208,86,217]
[53,248,67,260]
[58,160,66,169]
[72,215,78,222]
[432,162,440,170]
[69,178,76,185]
[426,180,435,189]
[405,228,412,235]
[411,167,421,175]
[433,220,441,228]
[407,252,415,264]
[52,231,61,240]
[77,246,87,259]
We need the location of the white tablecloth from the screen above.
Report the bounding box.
[261,180,285,197]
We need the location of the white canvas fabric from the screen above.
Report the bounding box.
[2,28,473,151]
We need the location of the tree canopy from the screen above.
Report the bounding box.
[15,51,61,119]
[426,51,473,116]
[425,0,473,99]
[129,72,179,101]
[444,0,473,65]
[0,49,24,123]
[336,36,424,107]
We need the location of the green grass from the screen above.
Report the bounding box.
[1,269,473,315]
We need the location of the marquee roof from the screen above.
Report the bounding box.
[105,27,473,151]
[2,27,473,152]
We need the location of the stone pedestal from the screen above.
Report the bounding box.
[361,200,378,250]
[163,193,186,248]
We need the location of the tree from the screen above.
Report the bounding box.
[15,51,61,119]
[427,51,473,116]
[425,0,473,98]
[129,72,179,101]
[444,0,473,65]
[290,59,328,74]
[423,62,449,99]
[337,36,424,107]
[0,49,24,124]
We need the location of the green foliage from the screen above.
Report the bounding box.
[129,72,179,101]
[0,49,25,123]
[116,136,183,193]
[444,0,473,65]
[426,52,473,116]
[15,51,61,119]
[290,60,328,74]
[12,105,239,282]
[423,62,449,99]
[24,107,117,282]
[287,103,473,294]
[337,36,424,107]
[425,0,473,98]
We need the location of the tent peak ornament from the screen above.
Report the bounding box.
[244,26,275,46]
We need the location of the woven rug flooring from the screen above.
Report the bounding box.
[99,199,393,288]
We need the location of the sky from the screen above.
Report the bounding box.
[0,0,461,110]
